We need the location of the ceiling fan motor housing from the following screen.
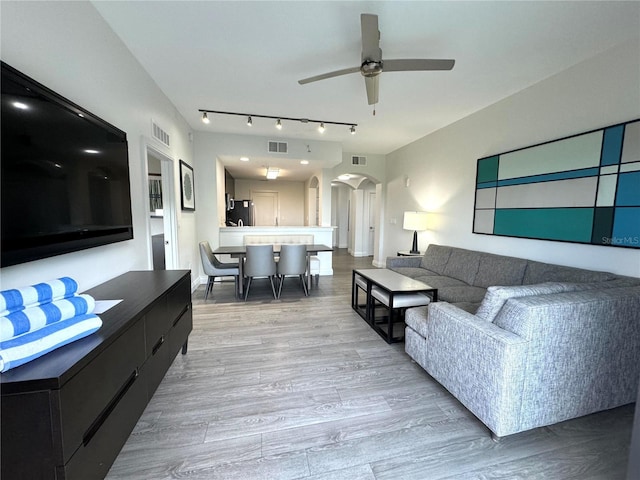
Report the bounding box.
[361,60,383,77]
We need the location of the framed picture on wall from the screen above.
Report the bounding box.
[148,174,163,215]
[179,160,195,211]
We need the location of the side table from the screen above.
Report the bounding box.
[352,268,437,343]
[396,250,423,257]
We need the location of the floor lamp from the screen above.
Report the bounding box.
[403,211,429,254]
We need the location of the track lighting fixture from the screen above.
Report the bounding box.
[198,109,357,135]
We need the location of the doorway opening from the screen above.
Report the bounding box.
[145,144,178,270]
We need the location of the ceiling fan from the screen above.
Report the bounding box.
[298,13,455,107]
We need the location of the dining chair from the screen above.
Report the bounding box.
[199,241,239,300]
[276,244,309,298]
[243,244,277,300]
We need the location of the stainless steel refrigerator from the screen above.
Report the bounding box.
[226,199,254,226]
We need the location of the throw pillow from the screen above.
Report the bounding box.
[475,282,567,322]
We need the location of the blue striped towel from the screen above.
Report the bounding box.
[0,294,96,341]
[0,277,79,316]
[0,313,102,373]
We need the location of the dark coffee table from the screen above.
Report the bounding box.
[351,268,437,343]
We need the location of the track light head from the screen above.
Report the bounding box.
[350,125,356,135]
[202,112,210,124]
[318,122,325,133]
[247,116,252,126]
[276,119,282,130]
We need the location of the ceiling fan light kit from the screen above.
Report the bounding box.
[298,13,455,107]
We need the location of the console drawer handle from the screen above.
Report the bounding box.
[152,335,165,355]
[172,305,189,327]
[83,369,138,446]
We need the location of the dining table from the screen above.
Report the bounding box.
[212,244,333,296]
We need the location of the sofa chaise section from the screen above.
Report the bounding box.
[406,285,640,437]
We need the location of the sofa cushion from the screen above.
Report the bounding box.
[438,285,487,303]
[419,244,452,275]
[443,248,482,285]
[475,282,567,322]
[451,301,481,314]
[391,267,439,279]
[405,305,429,338]
[473,253,527,288]
[522,261,617,284]
[413,275,467,289]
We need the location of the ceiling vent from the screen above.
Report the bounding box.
[351,155,367,166]
[268,141,288,154]
[151,120,170,148]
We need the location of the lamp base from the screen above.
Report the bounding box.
[410,231,420,254]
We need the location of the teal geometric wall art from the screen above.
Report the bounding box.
[473,119,640,249]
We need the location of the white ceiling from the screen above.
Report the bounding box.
[92,1,639,180]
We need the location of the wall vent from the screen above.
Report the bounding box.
[268,141,288,153]
[351,155,367,166]
[152,121,170,148]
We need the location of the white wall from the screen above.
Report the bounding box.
[234,179,305,226]
[384,39,640,277]
[0,1,196,291]
[335,152,386,184]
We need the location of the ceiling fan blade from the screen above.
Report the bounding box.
[383,59,455,72]
[365,76,379,105]
[361,14,382,62]
[298,66,361,85]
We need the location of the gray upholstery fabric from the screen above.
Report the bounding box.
[391,267,438,279]
[522,261,617,284]
[413,275,467,289]
[405,287,640,437]
[404,306,430,338]
[419,244,452,274]
[438,285,487,303]
[386,256,422,269]
[475,282,566,322]
[451,302,481,314]
[443,248,482,285]
[473,253,527,288]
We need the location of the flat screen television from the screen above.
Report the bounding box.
[1,62,134,267]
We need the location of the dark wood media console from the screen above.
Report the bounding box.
[0,270,192,479]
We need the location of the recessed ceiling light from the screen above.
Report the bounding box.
[300,160,309,165]
[84,149,100,154]
[240,157,249,162]
[12,101,28,110]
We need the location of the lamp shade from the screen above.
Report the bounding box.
[403,211,428,231]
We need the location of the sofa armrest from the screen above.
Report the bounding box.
[423,302,529,436]
[386,256,422,269]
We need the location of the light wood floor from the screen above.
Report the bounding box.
[106,249,634,479]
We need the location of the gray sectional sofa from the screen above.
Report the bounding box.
[386,244,640,438]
